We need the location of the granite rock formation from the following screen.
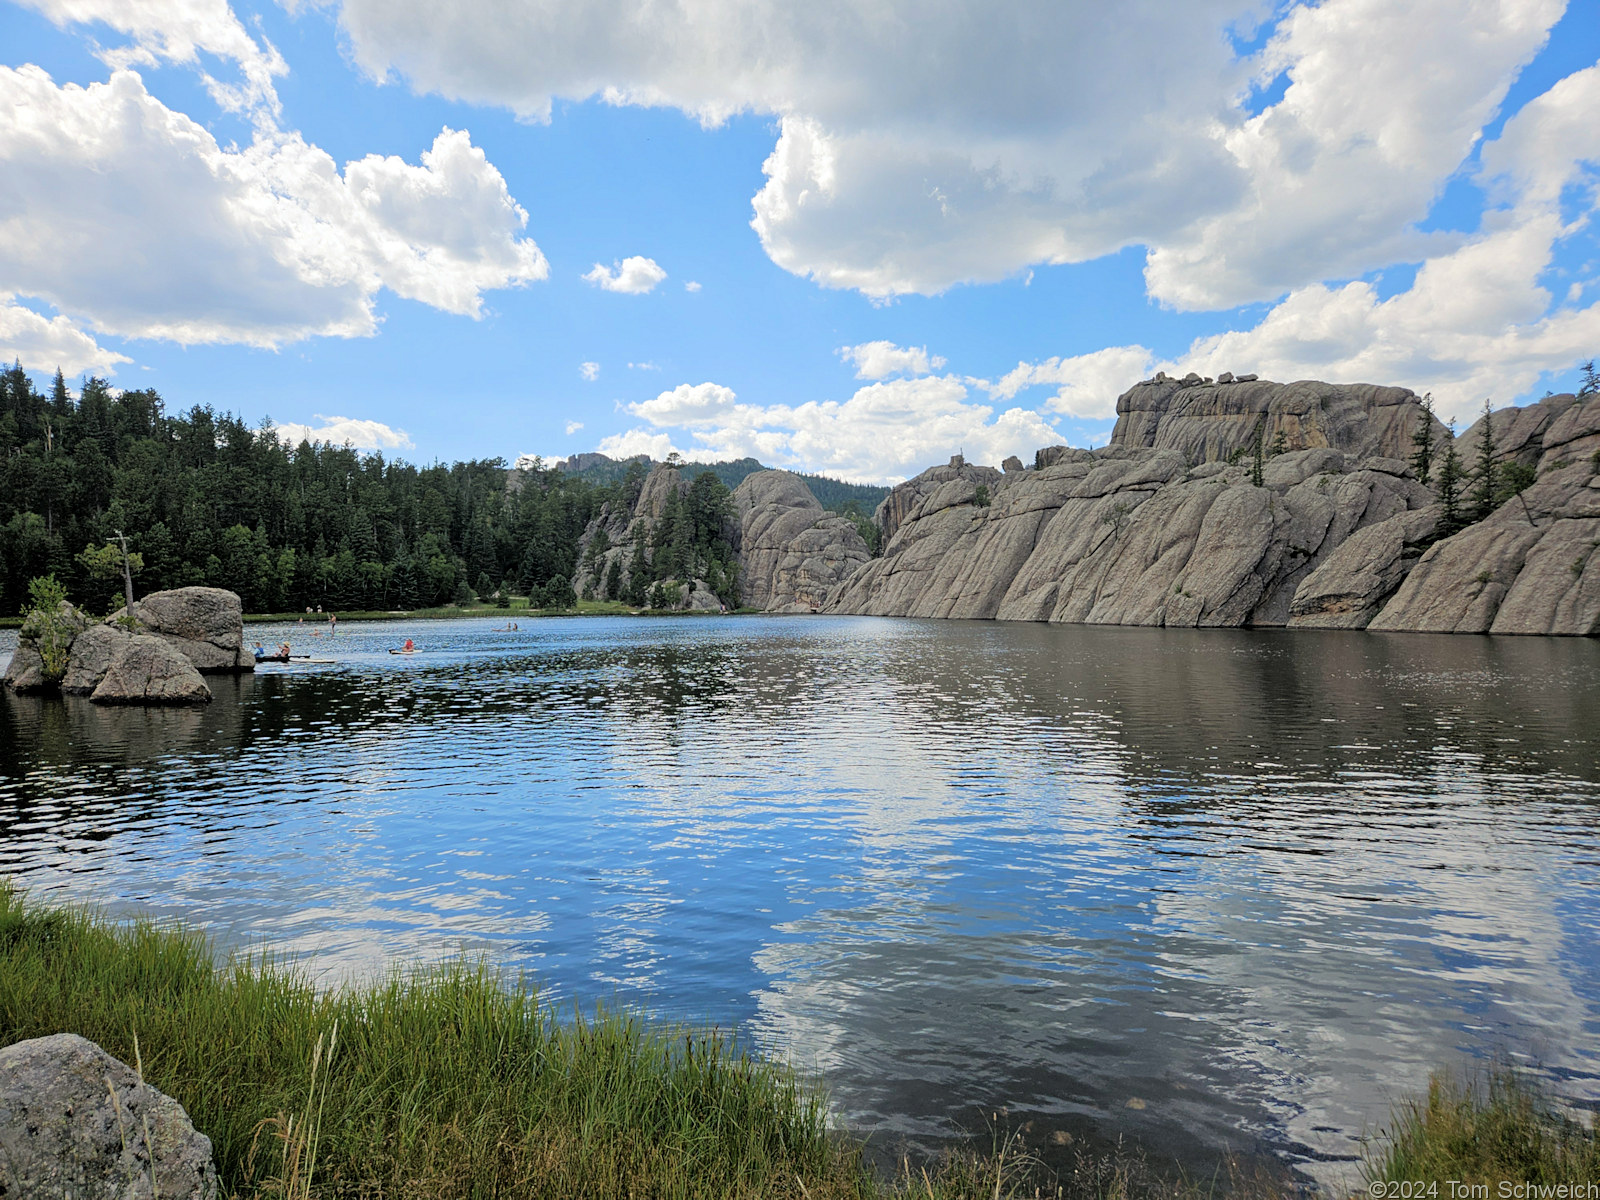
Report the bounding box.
[4,590,228,702]
[1111,375,1448,463]
[829,445,1433,626]
[874,454,1003,545]
[570,463,869,612]
[829,379,1600,636]
[0,1033,219,1200]
[732,471,871,612]
[112,586,252,673]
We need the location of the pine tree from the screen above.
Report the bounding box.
[625,537,648,606]
[1409,393,1437,485]
[1469,397,1499,523]
[604,556,622,601]
[1250,421,1266,488]
[1437,421,1465,535]
[1579,359,1599,398]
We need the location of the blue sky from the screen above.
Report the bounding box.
[0,0,1597,482]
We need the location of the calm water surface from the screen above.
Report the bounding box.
[2,617,1598,1187]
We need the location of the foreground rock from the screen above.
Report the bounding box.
[0,1033,219,1200]
[733,471,871,612]
[113,587,252,673]
[91,634,213,704]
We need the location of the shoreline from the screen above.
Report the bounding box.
[2,885,1593,1197]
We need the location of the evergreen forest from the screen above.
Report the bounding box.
[0,366,780,616]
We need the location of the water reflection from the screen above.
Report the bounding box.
[2,617,1597,1187]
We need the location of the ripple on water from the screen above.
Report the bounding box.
[2,616,1599,1187]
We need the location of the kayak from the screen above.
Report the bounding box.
[389,648,417,655]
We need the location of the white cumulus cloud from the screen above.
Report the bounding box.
[0,64,546,349]
[988,347,1157,419]
[580,361,600,380]
[613,375,1059,483]
[684,280,702,292]
[596,428,684,460]
[565,419,584,435]
[1166,60,1600,424]
[583,255,667,294]
[0,296,131,375]
[18,0,289,119]
[331,0,1567,310]
[839,340,946,380]
[271,414,414,451]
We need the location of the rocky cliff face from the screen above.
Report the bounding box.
[733,471,870,612]
[1111,374,1446,464]
[874,455,1003,544]
[569,463,869,611]
[829,378,1600,637]
[1364,393,1600,635]
[829,443,1433,626]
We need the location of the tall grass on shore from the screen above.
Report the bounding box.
[1367,1067,1600,1189]
[7,883,1596,1198]
[0,881,869,1198]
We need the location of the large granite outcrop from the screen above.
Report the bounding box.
[830,382,1599,637]
[830,446,1433,626]
[0,1033,219,1199]
[733,471,871,612]
[1111,375,1446,464]
[875,455,1003,544]
[569,463,868,611]
[112,587,252,673]
[572,464,695,602]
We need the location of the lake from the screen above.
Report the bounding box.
[2,616,1598,1188]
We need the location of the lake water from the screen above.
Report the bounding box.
[2,616,1598,1188]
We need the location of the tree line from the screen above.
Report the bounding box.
[0,365,737,616]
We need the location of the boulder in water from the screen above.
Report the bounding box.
[112,587,252,673]
[90,634,213,705]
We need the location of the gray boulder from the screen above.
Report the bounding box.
[90,635,213,705]
[734,471,871,612]
[63,625,137,694]
[0,1033,219,1200]
[113,587,251,673]
[1,642,48,692]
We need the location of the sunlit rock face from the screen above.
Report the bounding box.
[831,378,1443,628]
[830,380,1600,636]
[733,470,870,613]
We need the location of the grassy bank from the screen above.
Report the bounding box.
[2,885,1595,1198]
[1368,1067,1600,1189]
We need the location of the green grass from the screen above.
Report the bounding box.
[10,884,1590,1199]
[1366,1067,1600,1189]
[0,883,1112,1199]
